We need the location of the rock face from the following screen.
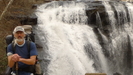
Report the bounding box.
[20,14,37,25]
[8,0,133,25]
[113,72,122,75]
[7,5,37,25]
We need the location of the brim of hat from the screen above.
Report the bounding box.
[15,30,25,32]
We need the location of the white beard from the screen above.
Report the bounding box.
[14,38,25,46]
[16,38,24,42]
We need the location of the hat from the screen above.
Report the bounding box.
[13,26,25,34]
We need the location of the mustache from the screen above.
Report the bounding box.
[17,36,22,38]
[15,36,25,39]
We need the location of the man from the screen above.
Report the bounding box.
[7,26,38,75]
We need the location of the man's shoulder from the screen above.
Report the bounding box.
[30,41,35,45]
[7,43,13,48]
[26,41,36,47]
[26,40,34,44]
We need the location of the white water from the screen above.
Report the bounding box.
[35,2,109,75]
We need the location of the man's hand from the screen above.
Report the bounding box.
[11,54,21,62]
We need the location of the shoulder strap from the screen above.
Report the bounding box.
[12,42,16,54]
[11,42,17,71]
[27,41,38,62]
[27,41,31,57]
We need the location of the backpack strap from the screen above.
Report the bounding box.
[27,41,38,63]
[27,41,31,57]
[12,42,16,54]
[11,42,17,74]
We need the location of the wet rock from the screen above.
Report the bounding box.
[20,14,37,25]
[113,72,122,75]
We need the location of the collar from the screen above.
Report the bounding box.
[17,39,25,47]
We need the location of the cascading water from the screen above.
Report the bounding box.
[34,1,133,75]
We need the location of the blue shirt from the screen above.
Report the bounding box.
[7,41,38,75]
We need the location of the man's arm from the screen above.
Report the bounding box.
[8,54,20,68]
[8,55,15,68]
[18,55,37,65]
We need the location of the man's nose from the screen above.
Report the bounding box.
[17,33,21,35]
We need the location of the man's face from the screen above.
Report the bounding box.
[14,31,25,41]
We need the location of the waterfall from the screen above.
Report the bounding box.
[34,1,133,75]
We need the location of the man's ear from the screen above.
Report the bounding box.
[24,34,26,38]
[13,34,16,39]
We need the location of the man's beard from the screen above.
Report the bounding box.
[16,38,24,42]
